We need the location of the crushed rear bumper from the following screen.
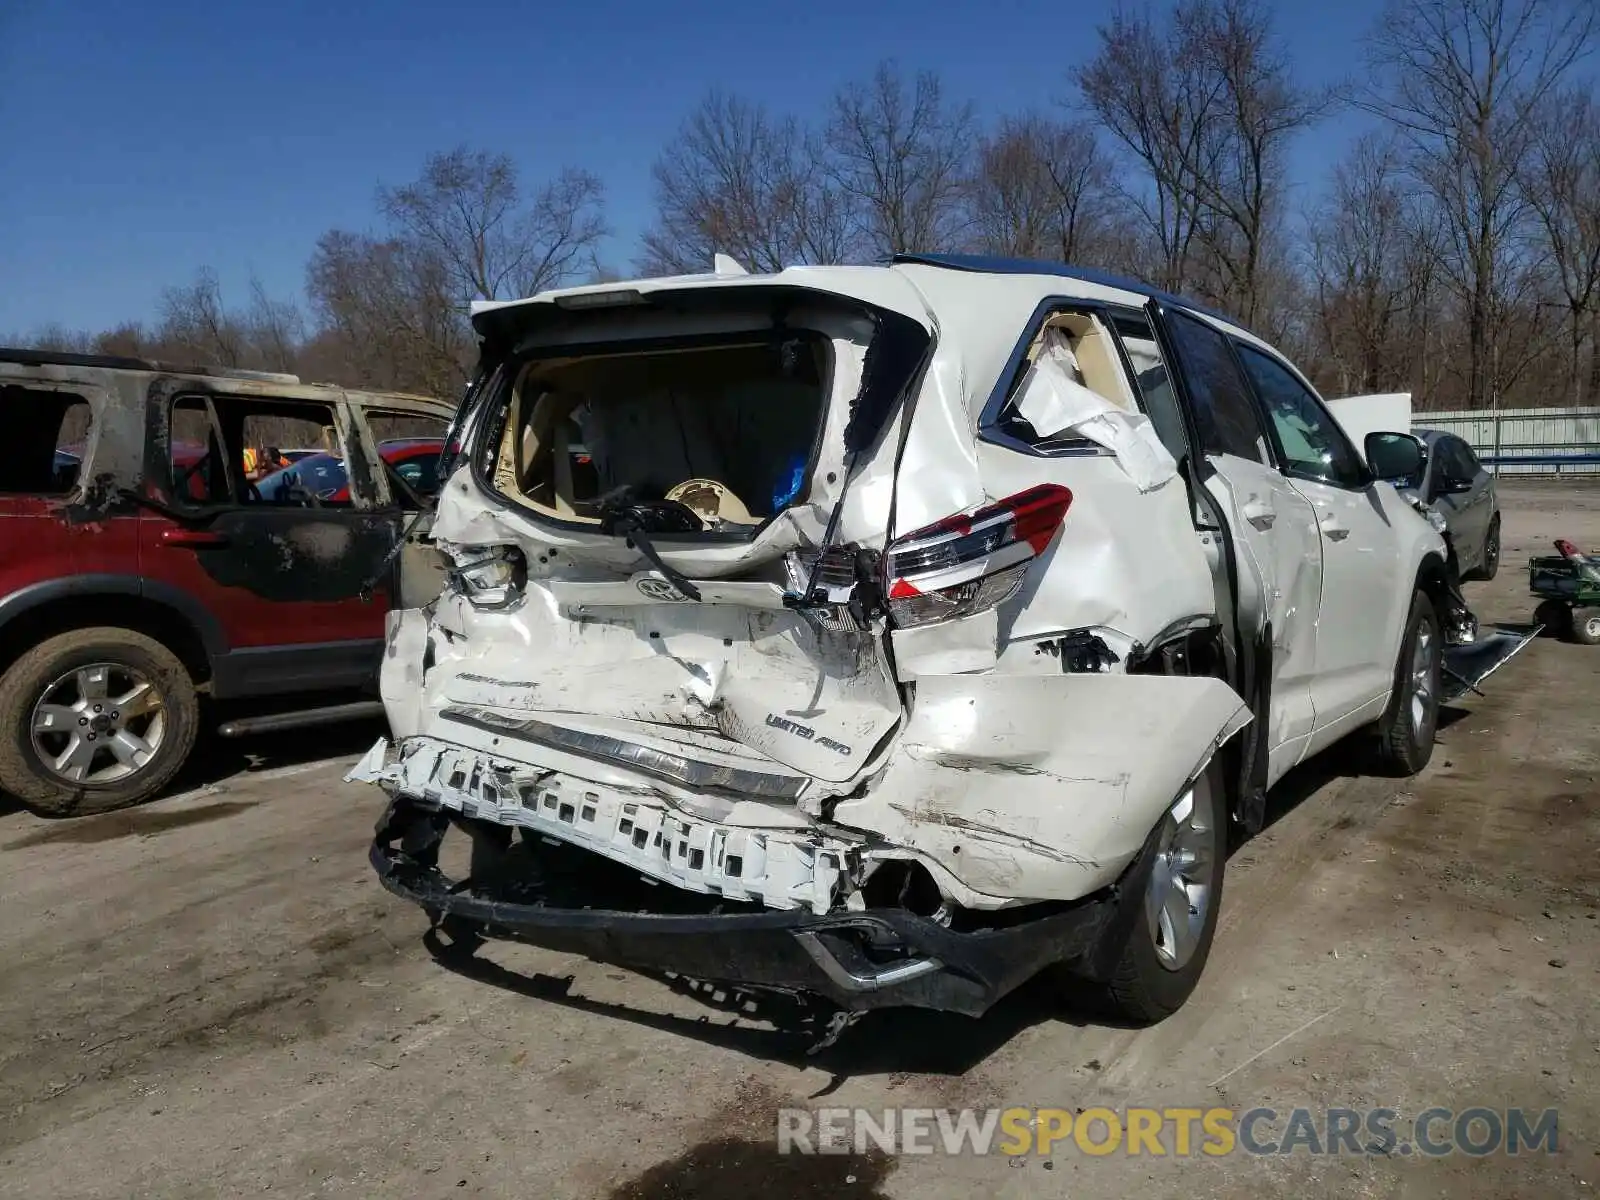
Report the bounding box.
[370,794,1118,1018]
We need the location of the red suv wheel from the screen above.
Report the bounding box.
[0,627,200,816]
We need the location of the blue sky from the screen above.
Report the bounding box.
[0,0,1383,335]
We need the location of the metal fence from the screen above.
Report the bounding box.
[1413,406,1600,475]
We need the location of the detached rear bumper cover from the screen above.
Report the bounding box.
[1441,623,1541,703]
[370,794,1117,1017]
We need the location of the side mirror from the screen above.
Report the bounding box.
[1437,474,1475,495]
[1365,431,1425,489]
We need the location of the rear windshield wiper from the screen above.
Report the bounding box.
[599,494,704,602]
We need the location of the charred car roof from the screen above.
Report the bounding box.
[0,347,442,410]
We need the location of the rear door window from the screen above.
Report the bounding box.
[365,411,450,506]
[1109,313,1189,464]
[1162,312,1271,464]
[169,397,224,502]
[391,453,440,495]
[169,396,344,506]
[2,387,92,495]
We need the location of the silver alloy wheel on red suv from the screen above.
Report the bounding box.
[0,628,199,816]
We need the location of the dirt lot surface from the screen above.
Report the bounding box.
[3,481,1598,1199]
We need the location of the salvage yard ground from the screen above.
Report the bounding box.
[2,481,1598,1199]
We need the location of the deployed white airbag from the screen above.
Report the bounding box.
[1015,329,1178,492]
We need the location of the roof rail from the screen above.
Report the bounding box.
[192,366,302,384]
[1,347,164,371]
[0,347,300,384]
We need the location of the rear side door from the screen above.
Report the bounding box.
[137,388,396,698]
[1230,342,1409,732]
[1154,308,1322,778]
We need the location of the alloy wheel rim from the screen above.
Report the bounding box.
[1145,774,1215,971]
[1410,624,1437,736]
[29,663,167,785]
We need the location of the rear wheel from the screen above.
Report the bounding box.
[1374,590,1442,776]
[0,628,199,816]
[1477,515,1501,581]
[1571,607,1600,647]
[1535,599,1574,639]
[1098,760,1226,1024]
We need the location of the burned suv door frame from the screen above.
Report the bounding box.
[137,381,410,698]
[347,395,455,612]
[0,348,456,817]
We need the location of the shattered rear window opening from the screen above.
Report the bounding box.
[481,331,835,537]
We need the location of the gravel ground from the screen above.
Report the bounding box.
[1,481,1597,1199]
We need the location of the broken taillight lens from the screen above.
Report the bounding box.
[449,545,527,610]
[883,485,1072,629]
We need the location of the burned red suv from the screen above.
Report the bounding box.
[0,349,456,815]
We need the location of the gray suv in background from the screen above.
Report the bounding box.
[1414,429,1501,581]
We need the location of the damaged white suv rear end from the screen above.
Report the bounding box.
[355,255,1521,1025]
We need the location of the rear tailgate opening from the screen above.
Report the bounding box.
[368,281,940,894]
[467,285,932,553]
[492,332,830,534]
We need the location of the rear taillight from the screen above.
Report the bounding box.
[884,485,1072,629]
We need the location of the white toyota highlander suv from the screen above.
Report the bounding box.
[354,254,1528,1027]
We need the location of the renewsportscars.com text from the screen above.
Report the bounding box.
[777,1106,1558,1158]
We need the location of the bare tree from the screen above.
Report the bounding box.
[158,268,244,368]
[966,112,1112,262]
[1362,0,1595,409]
[825,62,975,256]
[1310,134,1416,393]
[380,146,608,305]
[518,168,611,294]
[150,270,309,373]
[92,323,153,360]
[20,324,94,353]
[306,231,469,397]
[642,92,853,275]
[1078,3,1227,292]
[244,278,304,373]
[1523,88,1600,404]
[1187,0,1328,326]
[1080,0,1324,322]
[301,146,609,397]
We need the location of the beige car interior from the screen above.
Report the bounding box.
[1018,311,1140,411]
[493,338,829,528]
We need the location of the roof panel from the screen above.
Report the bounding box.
[889,253,1248,331]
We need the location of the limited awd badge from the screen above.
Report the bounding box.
[636,576,695,602]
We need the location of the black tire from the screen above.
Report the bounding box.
[0,627,199,817]
[1374,590,1442,776]
[1098,759,1227,1024]
[1535,599,1574,640]
[1477,515,1501,581]
[1571,607,1600,647]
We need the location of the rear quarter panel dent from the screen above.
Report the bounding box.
[833,673,1249,905]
